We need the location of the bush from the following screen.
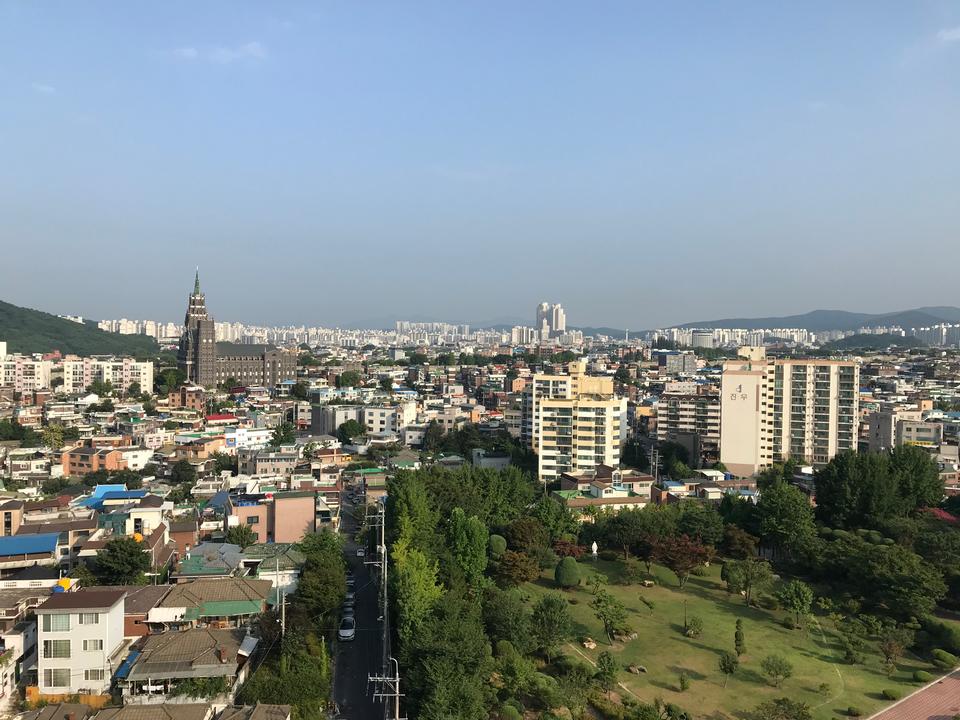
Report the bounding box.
[881,689,901,701]
[555,557,580,589]
[913,670,933,683]
[847,707,862,717]
[920,616,960,654]
[679,673,690,692]
[599,549,619,562]
[818,682,831,695]
[759,595,780,611]
[782,617,797,630]
[499,707,522,720]
[932,648,959,669]
[589,694,630,720]
[490,534,507,559]
[553,540,585,558]
[684,616,703,638]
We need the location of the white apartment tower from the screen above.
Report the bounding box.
[525,361,627,484]
[720,347,859,476]
[535,302,567,338]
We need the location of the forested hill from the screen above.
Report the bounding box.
[0,299,158,356]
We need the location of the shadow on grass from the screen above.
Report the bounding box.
[667,664,707,681]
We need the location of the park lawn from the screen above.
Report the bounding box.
[526,558,949,720]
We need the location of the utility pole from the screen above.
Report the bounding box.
[650,447,660,481]
[369,657,405,720]
[278,558,286,638]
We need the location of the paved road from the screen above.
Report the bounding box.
[332,493,384,719]
[869,669,960,720]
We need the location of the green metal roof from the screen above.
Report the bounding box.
[199,599,262,617]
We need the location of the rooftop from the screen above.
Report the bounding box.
[0,533,59,557]
[38,588,126,611]
[125,627,255,681]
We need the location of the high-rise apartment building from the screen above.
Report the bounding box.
[720,347,859,476]
[524,361,627,483]
[656,385,721,465]
[177,271,216,386]
[535,302,566,338]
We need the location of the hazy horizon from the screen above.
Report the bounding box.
[2,2,959,328]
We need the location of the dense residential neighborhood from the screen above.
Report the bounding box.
[0,281,959,719]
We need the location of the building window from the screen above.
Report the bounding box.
[246,516,259,525]
[84,668,105,682]
[43,668,70,688]
[42,614,71,632]
[43,639,71,659]
[83,639,103,651]
[79,613,100,625]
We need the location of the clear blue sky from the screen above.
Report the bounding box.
[2,2,959,329]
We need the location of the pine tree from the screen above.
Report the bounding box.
[735,618,746,657]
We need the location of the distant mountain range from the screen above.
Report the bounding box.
[678,307,960,332]
[0,299,158,356]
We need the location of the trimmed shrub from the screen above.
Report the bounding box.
[847,707,862,717]
[599,549,619,562]
[489,534,507,559]
[684,616,703,638]
[555,556,580,589]
[920,616,960,655]
[881,689,901,701]
[932,648,959,669]
[500,706,522,720]
[913,670,933,683]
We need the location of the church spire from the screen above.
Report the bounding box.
[194,267,201,295]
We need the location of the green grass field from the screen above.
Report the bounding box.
[526,558,951,719]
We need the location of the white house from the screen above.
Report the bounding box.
[35,588,126,696]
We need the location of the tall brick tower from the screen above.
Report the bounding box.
[177,269,216,386]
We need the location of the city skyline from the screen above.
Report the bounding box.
[3,2,960,328]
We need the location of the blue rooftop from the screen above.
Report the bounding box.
[0,533,59,557]
[115,650,142,680]
[91,484,128,498]
[100,490,147,501]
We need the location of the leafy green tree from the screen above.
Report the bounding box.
[337,419,365,444]
[421,420,444,452]
[289,381,309,400]
[95,537,150,584]
[448,508,488,588]
[295,552,346,619]
[719,650,739,687]
[270,422,296,447]
[776,580,813,627]
[760,654,793,688]
[41,424,65,450]
[676,501,724,547]
[724,559,774,605]
[596,650,618,697]
[336,370,361,388]
[110,468,142,490]
[481,587,534,655]
[723,525,759,559]
[505,517,549,554]
[757,481,816,558]
[86,378,113,396]
[392,539,443,646]
[655,534,713,589]
[489,534,507,559]
[531,593,573,661]
[749,698,812,720]
[554,556,580,589]
[226,524,258,549]
[590,588,628,643]
[170,459,197,485]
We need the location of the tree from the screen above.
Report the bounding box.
[289,381,309,400]
[878,627,913,672]
[723,525,759,559]
[392,539,443,647]
[496,550,539,587]
[505,517,549,554]
[757,481,816,558]
[170,459,197,485]
[595,651,618,698]
[336,370,361,388]
[448,508,488,588]
[489,534,507,559]
[749,698,812,720]
[719,650,739,687]
[42,424,65,451]
[590,589,628,643]
[723,559,774,605]
[676,502,724,547]
[776,580,813,627]
[95,537,150,584]
[295,553,346,619]
[554,556,580,589]
[655,534,713,589]
[337,419,365,444]
[226,524,258,549]
[482,588,534,655]
[531,593,573,661]
[760,654,793,688]
[735,618,746,657]
[87,378,113,396]
[270,422,296,447]
[605,509,644,559]
[379,377,394,393]
[422,420,444,452]
[126,381,142,398]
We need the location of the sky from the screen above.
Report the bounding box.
[1,1,959,330]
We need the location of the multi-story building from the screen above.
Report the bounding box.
[0,349,53,393]
[720,347,859,476]
[525,361,628,484]
[60,357,154,395]
[35,588,126,697]
[656,386,721,465]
